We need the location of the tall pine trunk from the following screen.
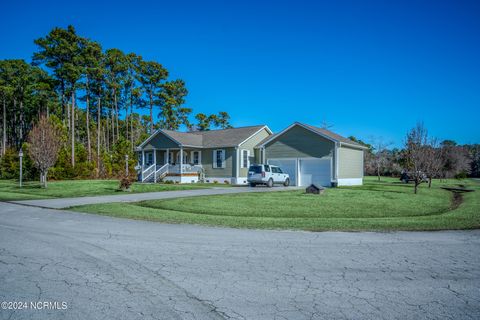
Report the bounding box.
[85,77,91,162]
[149,92,153,133]
[71,90,75,167]
[114,88,119,143]
[19,97,24,143]
[97,97,101,177]
[2,95,6,156]
[130,93,134,151]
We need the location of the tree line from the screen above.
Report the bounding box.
[0,25,232,180]
[351,123,479,193]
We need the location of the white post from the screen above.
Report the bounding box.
[235,147,239,184]
[166,148,169,164]
[180,147,183,177]
[153,148,157,167]
[141,150,145,181]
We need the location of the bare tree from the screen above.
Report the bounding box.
[27,116,62,188]
[368,137,392,181]
[404,122,430,194]
[423,138,445,188]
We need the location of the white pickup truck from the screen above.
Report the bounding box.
[247,164,290,187]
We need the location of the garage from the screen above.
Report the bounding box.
[258,122,367,187]
[299,158,331,187]
[267,158,331,187]
[267,159,297,185]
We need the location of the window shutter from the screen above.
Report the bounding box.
[213,150,217,168]
[222,150,226,168]
[247,150,250,168]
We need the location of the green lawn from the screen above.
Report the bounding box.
[71,177,480,231]
[0,179,221,201]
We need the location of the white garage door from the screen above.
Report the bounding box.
[267,159,297,186]
[299,158,331,187]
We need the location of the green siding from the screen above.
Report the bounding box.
[264,125,335,159]
[155,150,165,164]
[202,147,235,178]
[143,132,179,149]
[238,128,271,177]
[338,146,364,179]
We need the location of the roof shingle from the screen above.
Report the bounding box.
[156,125,268,148]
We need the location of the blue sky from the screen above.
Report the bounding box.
[1,0,479,146]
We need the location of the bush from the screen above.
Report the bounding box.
[118,175,134,191]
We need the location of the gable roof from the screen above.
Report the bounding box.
[138,125,271,149]
[256,122,368,149]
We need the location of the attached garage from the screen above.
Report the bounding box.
[257,122,367,187]
[267,158,332,187]
[267,159,297,185]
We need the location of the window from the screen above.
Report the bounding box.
[213,149,225,168]
[271,167,279,173]
[147,152,153,165]
[264,165,270,172]
[249,165,262,173]
[192,151,200,165]
[241,149,249,168]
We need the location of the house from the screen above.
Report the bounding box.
[137,125,272,184]
[136,122,367,186]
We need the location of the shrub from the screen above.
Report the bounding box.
[119,175,134,191]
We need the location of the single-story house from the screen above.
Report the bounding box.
[136,122,367,186]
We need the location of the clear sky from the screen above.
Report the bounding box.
[1,0,479,146]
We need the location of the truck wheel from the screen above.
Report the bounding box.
[283,178,290,187]
[267,178,274,188]
[249,183,256,187]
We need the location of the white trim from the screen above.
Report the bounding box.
[233,177,249,185]
[339,142,369,150]
[337,178,363,186]
[238,126,273,147]
[190,150,201,165]
[334,142,339,181]
[240,149,250,168]
[235,147,239,179]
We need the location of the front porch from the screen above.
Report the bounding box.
[138,148,203,183]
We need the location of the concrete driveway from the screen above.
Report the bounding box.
[11,185,299,209]
[0,202,479,320]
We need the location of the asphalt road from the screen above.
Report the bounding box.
[0,202,479,320]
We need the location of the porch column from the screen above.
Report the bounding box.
[166,148,170,165]
[235,147,239,182]
[141,150,145,181]
[179,147,183,176]
[153,148,157,167]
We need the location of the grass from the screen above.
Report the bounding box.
[71,177,480,231]
[0,179,226,201]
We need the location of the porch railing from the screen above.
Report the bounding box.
[154,164,169,183]
[168,164,203,174]
[141,164,156,182]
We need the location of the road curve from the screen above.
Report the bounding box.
[0,201,479,320]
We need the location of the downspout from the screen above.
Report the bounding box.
[334,142,339,186]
